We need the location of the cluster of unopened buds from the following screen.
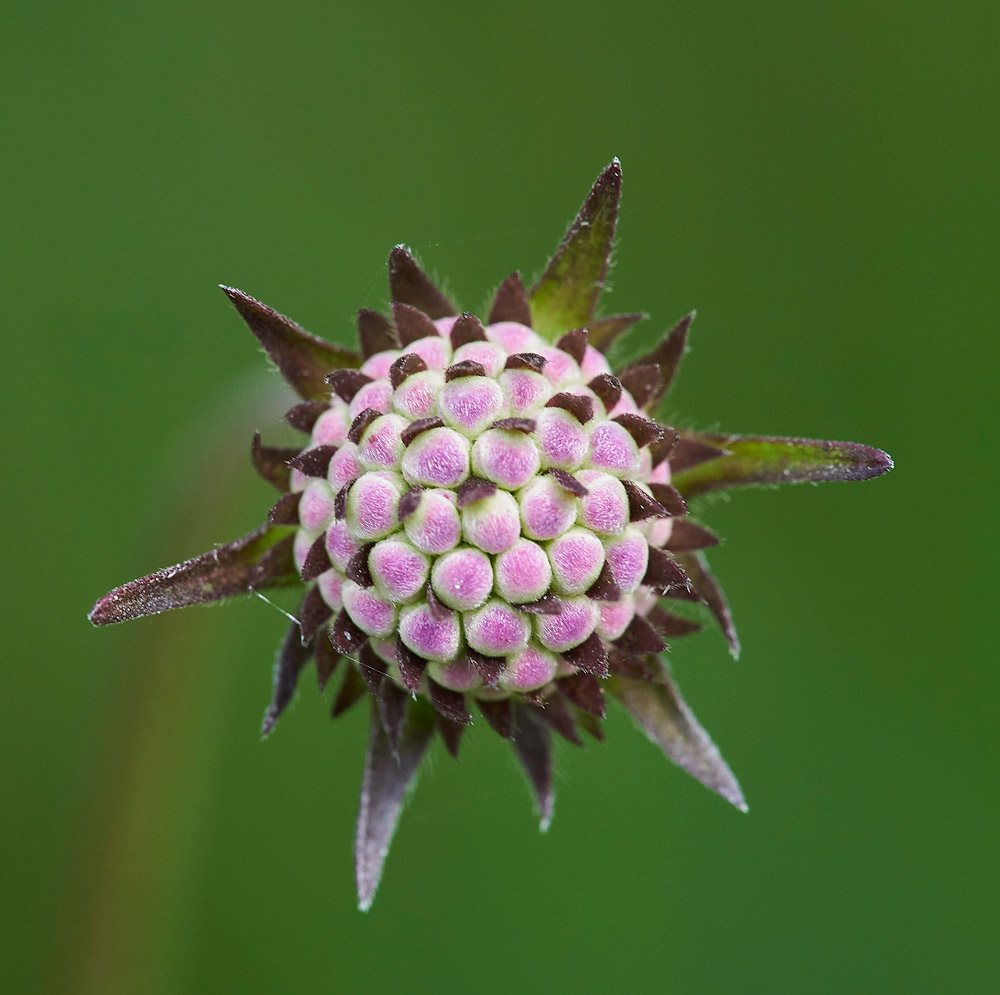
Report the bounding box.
[90,160,892,909]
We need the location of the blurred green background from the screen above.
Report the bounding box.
[4,1,997,992]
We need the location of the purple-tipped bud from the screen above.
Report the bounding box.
[534,596,599,652]
[588,420,641,476]
[439,376,508,437]
[464,599,532,656]
[368,538,430,603]
[400,427,470,488]
[461,489,521,554]
[346,471,405,542]
[471,429,541,490]
[500,644,559,692]
[497,367,553,416]
[603,526,650,594]
[452,341,508,378]
[485,321,542,353]
[342,580,398,638]
[356,414,407,471]
[298,479,336,532]
[399,602,462,661]
[494,539,553,603]
[293,529,320,574]
[430,546,494,611]
[547,527,606,595]
[518,475,578,540]
[402,487,462,554]
[575,470,630,536]
[535,407,590,470]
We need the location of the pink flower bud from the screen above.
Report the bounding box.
[534,596,599,652]
[427,660,482,692]
[498,368,553,415]
[346,471,405,542]
[293,528,320,574]
[347,379,393,421]
[452,341,507,378]
[603,526,649,594]
[464,599,531,656]
[360,349,400,380]
[311,404,350,447]
[356,413,407,471]
[368,538,430,603]
[579,344,611,380]
[461,489,521,554]
[439,376,508,437]
[494,539,552,603]
[391,370,445,420]
[485,321,542,353]
[535,407,590,470]
[433,316,458,337]
[576,469,629,536]
[430,546,493,611]
[342,580,398,638]
[536,346,581,388]
[547,527,605,595]
[518,475,577,540]
[401,427,471,488]
[402,487,462,554]
[588,420,641,476]
[595,595,636,640]
[405,335,452,370]
[298,479,336,532]
[324,519,359,571]
[471,429,541,490]
[317,570,345,612]
[500,644,559,692]
[327,442,362,488]
[399,602,462,661]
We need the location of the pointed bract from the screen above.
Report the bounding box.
[529,160,622,339]
[388,246,456,319]
[618,313,693,412]
[488,272,532,326]
[586,313,647,354]
[610,665,747,811]
[355,702,433,911]
[88,525,296,625]
[672,433,894,498]
[221,286,358,401]
[251,432,297,492]
[674,552,740,659]
[511,702,554,831]
[357,308,398,359]
[261,621,313,737]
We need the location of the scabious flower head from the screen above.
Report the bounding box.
[90,160,892,909]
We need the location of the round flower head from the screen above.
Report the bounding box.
[90,160,892,911]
